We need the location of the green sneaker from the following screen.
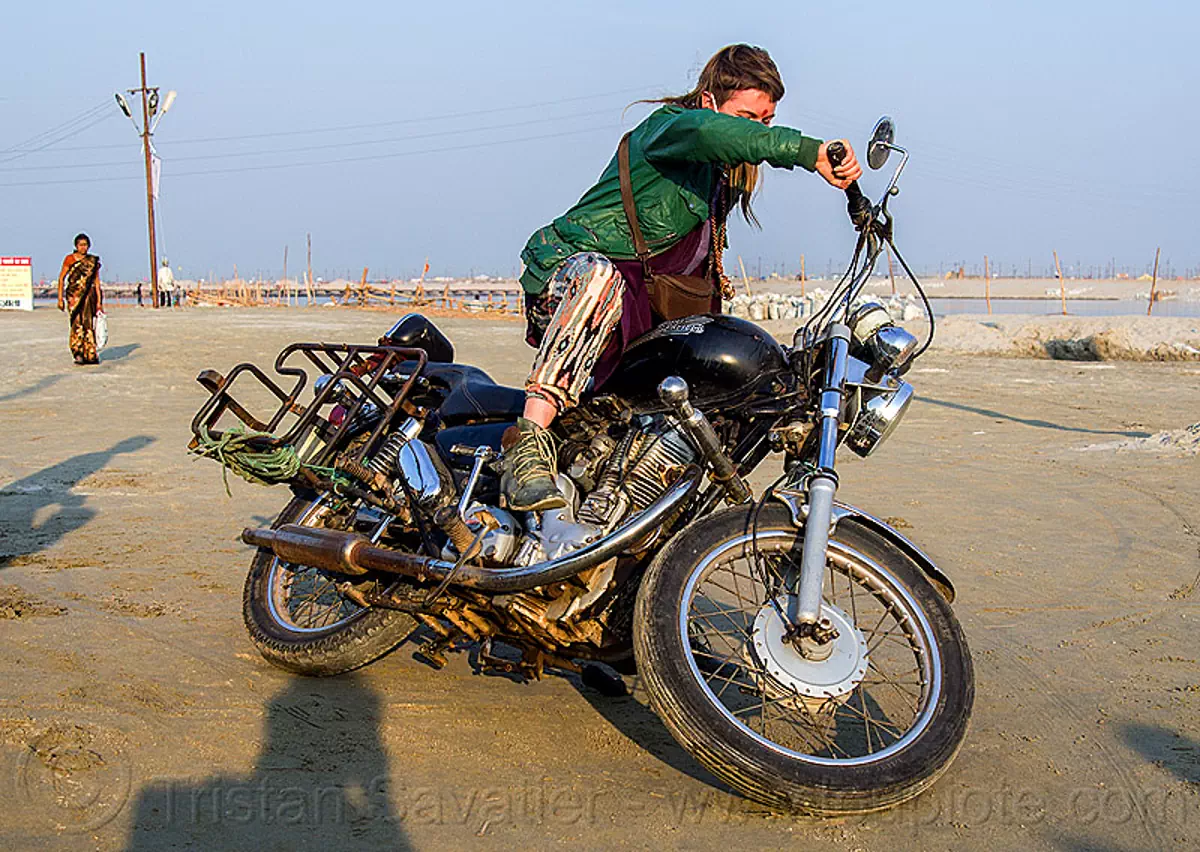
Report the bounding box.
[501,418,566,512]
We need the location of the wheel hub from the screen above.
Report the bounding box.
[750,599,869,699]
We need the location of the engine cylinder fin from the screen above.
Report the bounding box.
[577,424,696,527]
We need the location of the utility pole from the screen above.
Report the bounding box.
[116,53,174,310]
[137,53,159,308]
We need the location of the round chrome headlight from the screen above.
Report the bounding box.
[845,380,914,457]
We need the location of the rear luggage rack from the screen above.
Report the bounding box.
[189,342,428,477]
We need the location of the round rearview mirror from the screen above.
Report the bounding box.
[867,116,895,170]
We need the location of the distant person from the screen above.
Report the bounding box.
[159,258,176,307]
[504,44,861,511]
[56,233,103,365]
[158,258,174,307]
[136,280,144,307]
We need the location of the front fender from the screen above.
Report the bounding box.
[772,491,956,603]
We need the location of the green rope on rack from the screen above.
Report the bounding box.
[191,427,303,496]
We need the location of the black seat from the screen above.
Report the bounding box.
[426,363,525,427]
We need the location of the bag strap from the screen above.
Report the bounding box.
[617,132,654,281]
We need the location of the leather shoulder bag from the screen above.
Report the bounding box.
[618,132,717,321]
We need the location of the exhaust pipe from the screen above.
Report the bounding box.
[244,465,701,594]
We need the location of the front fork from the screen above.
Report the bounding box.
[786,323,851,642]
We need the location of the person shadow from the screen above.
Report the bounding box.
[1118,722,1199,786]
[1036,722,1198,851]
[0,374,63,404]
[0,435,155,569]
[100,343,141,362]
[125,674,410,850]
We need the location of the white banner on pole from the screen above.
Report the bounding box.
[151,150,162,201]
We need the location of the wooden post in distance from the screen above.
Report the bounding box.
[1053,251,1066,315]
[984,254,992,315]
[1147,247,1161,316]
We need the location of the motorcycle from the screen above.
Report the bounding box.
[190,117,972,815]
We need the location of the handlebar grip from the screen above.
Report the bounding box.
[825,141,872,230]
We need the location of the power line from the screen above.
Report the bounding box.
[0,105,619,173]
[0,100,109,153]
[0,104,115,165]
[0,124,623,188]
[2,86,657,155]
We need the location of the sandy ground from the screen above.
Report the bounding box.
[1,306,1198,851]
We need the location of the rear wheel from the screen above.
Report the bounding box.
[634,504,973,815]
[243,494,418,676]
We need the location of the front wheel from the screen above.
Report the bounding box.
[634,504,973,815]
[243,494,419,676]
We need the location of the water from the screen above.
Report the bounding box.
[27,295,1200,318]
[926,298,1200,318]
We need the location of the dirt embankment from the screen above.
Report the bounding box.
[762,313,1200,362]
[928,315,1200,362]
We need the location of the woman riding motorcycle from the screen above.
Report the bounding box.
[505,43,862,512]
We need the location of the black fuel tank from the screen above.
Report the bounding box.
[599,314,787,411]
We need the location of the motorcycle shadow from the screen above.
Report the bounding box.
[421,636,735,797]
[571,665,736,796]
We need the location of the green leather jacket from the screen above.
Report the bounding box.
[519,104,823,294]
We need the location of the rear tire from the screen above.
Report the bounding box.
[243,495,418,676]
[634,504,973,815]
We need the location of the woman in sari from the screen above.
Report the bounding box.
[56,233,103,365]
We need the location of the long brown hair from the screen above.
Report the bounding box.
[653,44,785,227]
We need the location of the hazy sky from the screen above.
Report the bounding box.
[2,0,1194,283]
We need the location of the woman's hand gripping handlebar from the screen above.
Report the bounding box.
[820,140,872,231]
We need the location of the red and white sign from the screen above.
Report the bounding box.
[0,256,33,310]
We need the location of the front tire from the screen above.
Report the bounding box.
[243,495,418,676]
[634,504,973,815]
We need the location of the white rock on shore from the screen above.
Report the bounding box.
[723,289,925,324]
[1079,423,1200,455]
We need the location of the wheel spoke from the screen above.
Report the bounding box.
[700,575,754,610]
[762,701,834,755]
[692,596,764,621]
[866,660,921,715]
[688,609,752,643]
[837,689,907,739]
[691,646,746,673]
[703,663,756,700]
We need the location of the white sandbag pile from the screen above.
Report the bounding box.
[723,290,925,323]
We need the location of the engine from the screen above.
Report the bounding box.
[575,422,696,530]
[432,418,697,572]
[359,413,700,655]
